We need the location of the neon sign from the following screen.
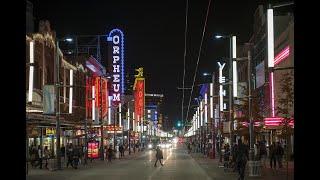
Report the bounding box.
[218,62,226,111]
[134,79,145,122]
[264,117,294,127]
[107,29,124,106]
[274,46,290,65]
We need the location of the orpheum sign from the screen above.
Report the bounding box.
[107,29,124,106]
[134,68,145,122]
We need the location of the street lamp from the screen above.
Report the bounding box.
[55,37,73,170]
[214,33,236,153]
[65,38,73,42]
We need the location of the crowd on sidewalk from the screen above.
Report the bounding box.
[27,142,147,172]
[186,139,291,180]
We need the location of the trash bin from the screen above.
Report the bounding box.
[248,161,261,177]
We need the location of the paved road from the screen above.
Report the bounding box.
[26,144,293,180]
[27,144,213,180]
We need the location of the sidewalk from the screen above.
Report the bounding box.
[27,149,144,176]
[191,152,294,180]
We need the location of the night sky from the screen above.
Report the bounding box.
[31,0,265,126]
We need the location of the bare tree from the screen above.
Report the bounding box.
[276,71,294,179]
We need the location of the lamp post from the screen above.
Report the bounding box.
[99,75,104,161]
[54,37,75,170]
[233,47,254,160]
[214,34,236,154]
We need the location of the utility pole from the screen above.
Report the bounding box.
[100,76,104,161]
[55,40,62,170]
[248,50,254,160]
[229,36,234,152]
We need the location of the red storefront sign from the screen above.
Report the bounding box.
[134,78,145,122]
[86,76,108,120]
[88,142,99,159]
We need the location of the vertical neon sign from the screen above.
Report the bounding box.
[107,29,124,106]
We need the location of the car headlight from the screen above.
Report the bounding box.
[148,144,153,149]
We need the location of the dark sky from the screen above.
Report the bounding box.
[31,0,264,125]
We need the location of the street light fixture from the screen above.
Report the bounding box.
[214,33,236,153]
[65,38,73,42]
[214,35,223,39]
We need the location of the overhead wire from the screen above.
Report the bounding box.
[185,0,212,127]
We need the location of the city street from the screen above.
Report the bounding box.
[27,144,213,180]
[26,1,294,179]
[27,144,293,180]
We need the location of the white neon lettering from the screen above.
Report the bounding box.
[113,74,120,82]
[113,84,120,92]
[113,93,120,101]
[113,56,120,63]
[113,46,119,54]
[113,65,120,73]
[113,35,120,44]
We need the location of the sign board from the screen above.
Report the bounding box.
[45,128,56,135]
[134,77,145,123]
[107,29,125,106]
[88,142,99,159]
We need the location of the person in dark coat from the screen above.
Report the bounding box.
[72,146,80,169]
[66,144,74,168]
[119,144,124,158]
[269,142,277,169]
[154,146,164,167]
[107,146,113,163]
[236,139,248,180]
[276,142,284,168]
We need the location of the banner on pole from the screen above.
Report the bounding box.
[43,85,55,115]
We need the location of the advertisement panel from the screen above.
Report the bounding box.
[88,142,99,159]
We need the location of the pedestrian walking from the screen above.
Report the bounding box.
[259,141,267,167]
[187,143,191,154]
[30,146,37,168]
[236,139,248,180]
[72,146,80,169]
[154,146,164,167]
[231,143,238,172]
[107,146,113,163]
[43,146,50,170]
[269,142,277,169]
[224,143,231,168]
[37,145,43,169]
[119,144,124,158]
[66,144,74,168]
[276,142,284,168]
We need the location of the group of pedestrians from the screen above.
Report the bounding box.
[222,139,285,179]
[29,145,50,170]
[65,144,84,169]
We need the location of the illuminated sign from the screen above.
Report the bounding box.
[134,78,145,122]
[274,46,290,66]
[218,62,226,111]
[104,125,123,131]
[264,117,294,127]
[267,8,274,68]
[134,67,145,123]
[45,128,56,135]
[88,142,99,159]
[108,29,124,106]
[86,76,109,121]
